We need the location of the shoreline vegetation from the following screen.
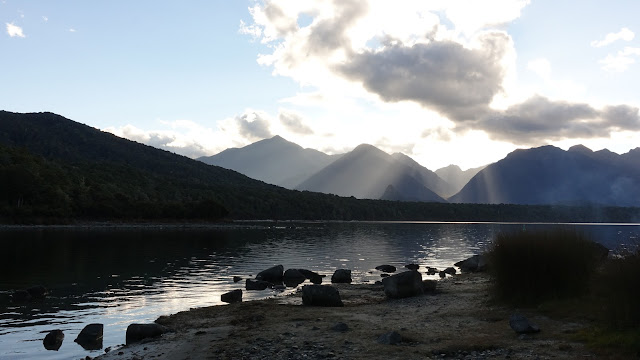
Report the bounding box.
[89,229,640,360]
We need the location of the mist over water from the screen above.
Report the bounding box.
[0,222,638,359]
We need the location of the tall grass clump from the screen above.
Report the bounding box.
[594,251,640,328]
[487,228,606,305]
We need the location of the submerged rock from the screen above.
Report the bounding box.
[221,289,242,304]
[301,285,343,307]
[375,265,397,273]
[382,271,424,299]
[331,269,352,284]
[43,329,64,351]
[126,323,168,345]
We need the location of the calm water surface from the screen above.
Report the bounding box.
[0,222,638,359]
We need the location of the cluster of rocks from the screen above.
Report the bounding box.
[10,285,48,303]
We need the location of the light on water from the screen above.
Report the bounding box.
[0,222,638,359]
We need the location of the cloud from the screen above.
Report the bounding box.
[233,111,273,141]
[599,47,640,72]
[478,95,640,143]
[340,31,511,122]
[591,27,635,48]
[42,16,48,22]
[105,124,209,158]
[6,23,25,37]
[279,110,314,134]
[527,58,551,81]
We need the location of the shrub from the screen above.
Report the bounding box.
[487,228,605,305]
[594,251,640,328]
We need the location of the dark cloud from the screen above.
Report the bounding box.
[477,96,640,144]
[339,32,510,121]
[263,2,298,37]
[235,112,273,140]
[305,0,369,55]
[279,111,314,134]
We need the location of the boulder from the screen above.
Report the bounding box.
[297,269,325,284]
[126,323,168,345]
[245,279,271,291]
[283,269,306,287]
[382,271,424,299]
[301,285,343,307]
[74,323,103,350]
[509,314,540,334]
[331,269,352,284]
[377,331,402,345]
[375,265,397,273]
[255,264,284,282]
[43,329,64,351]
[221,289,242,304]
[426,267,438,275]
[405,264,420,271]
[232,276,242,283]
[443,267,457,275]
[454,254,488,272]
[11,289,31,302]
[439,271,447,278]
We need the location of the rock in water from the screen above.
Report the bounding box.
[509,314,540,334]
[375,265,397,273]
[454,254,488,272]
[233,276,242,283]
[331,269,352,283]
[126,323,168,345]
[283,269,306,287]
[11,289,31,302]
[297,269,325,284]
[43,330,64,351]
[405,264,420,271]
[377,331,402,345]
[443,267,457,275]
[255,265,284,282]
[221,289,242,303]
[26,285,48,299]
[74,323,103,350]
[245,279,271,290]
[301,285,343,307]
[382,271,424,299]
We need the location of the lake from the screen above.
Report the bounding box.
[1,221,638,359]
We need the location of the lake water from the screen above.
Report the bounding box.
[1,221,639,359]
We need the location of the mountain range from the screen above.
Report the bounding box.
[201,136,640,207]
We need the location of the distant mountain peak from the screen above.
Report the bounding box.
[568,144,593,153]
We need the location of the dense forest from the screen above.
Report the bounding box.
[1,111,639,224]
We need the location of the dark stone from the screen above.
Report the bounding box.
[422,280,437,292]
[405,264,420,271]
[221,289,242,303]
[509,314,540,334]
[43,329,64,351]
[297,269,325,284]
[377,331,402,345]
[331,322,349,332]
[11,289,31,302]
[375,265,397,273]
[75,323,103,350]
[255,265,284,282]
[426,267,438,275]
[26,285,48,299]
[331,269,352,284]
[233,276,242,283]
[443,267,457,275]
[380,273,390,278]
[301,285,343,307]
[454,254,488,272]
[382,271,424,299]
[439,271,447,278]
[245,279,271,290]
[283,269,306,287]
[126,323,168,345]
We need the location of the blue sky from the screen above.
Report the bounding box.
[2,1,639,170]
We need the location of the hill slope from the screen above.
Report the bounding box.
[297,144,446,202]
[449,145,640,206]
[198,136,338,189]
[435,164,486,198]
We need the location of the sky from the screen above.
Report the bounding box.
[1,0,639,170]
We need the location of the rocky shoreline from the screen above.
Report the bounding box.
[94,272,596,360]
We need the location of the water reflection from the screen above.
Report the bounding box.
[0,222,638,359]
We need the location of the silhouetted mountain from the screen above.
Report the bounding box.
[297,144,446,202]
[391,153,455,198]
[450,145,640,206]
[198,136,339,189]
[435,164,486,198]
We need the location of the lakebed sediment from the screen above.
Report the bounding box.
[95,273,595,360]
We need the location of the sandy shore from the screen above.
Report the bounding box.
[95,273,596,360]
